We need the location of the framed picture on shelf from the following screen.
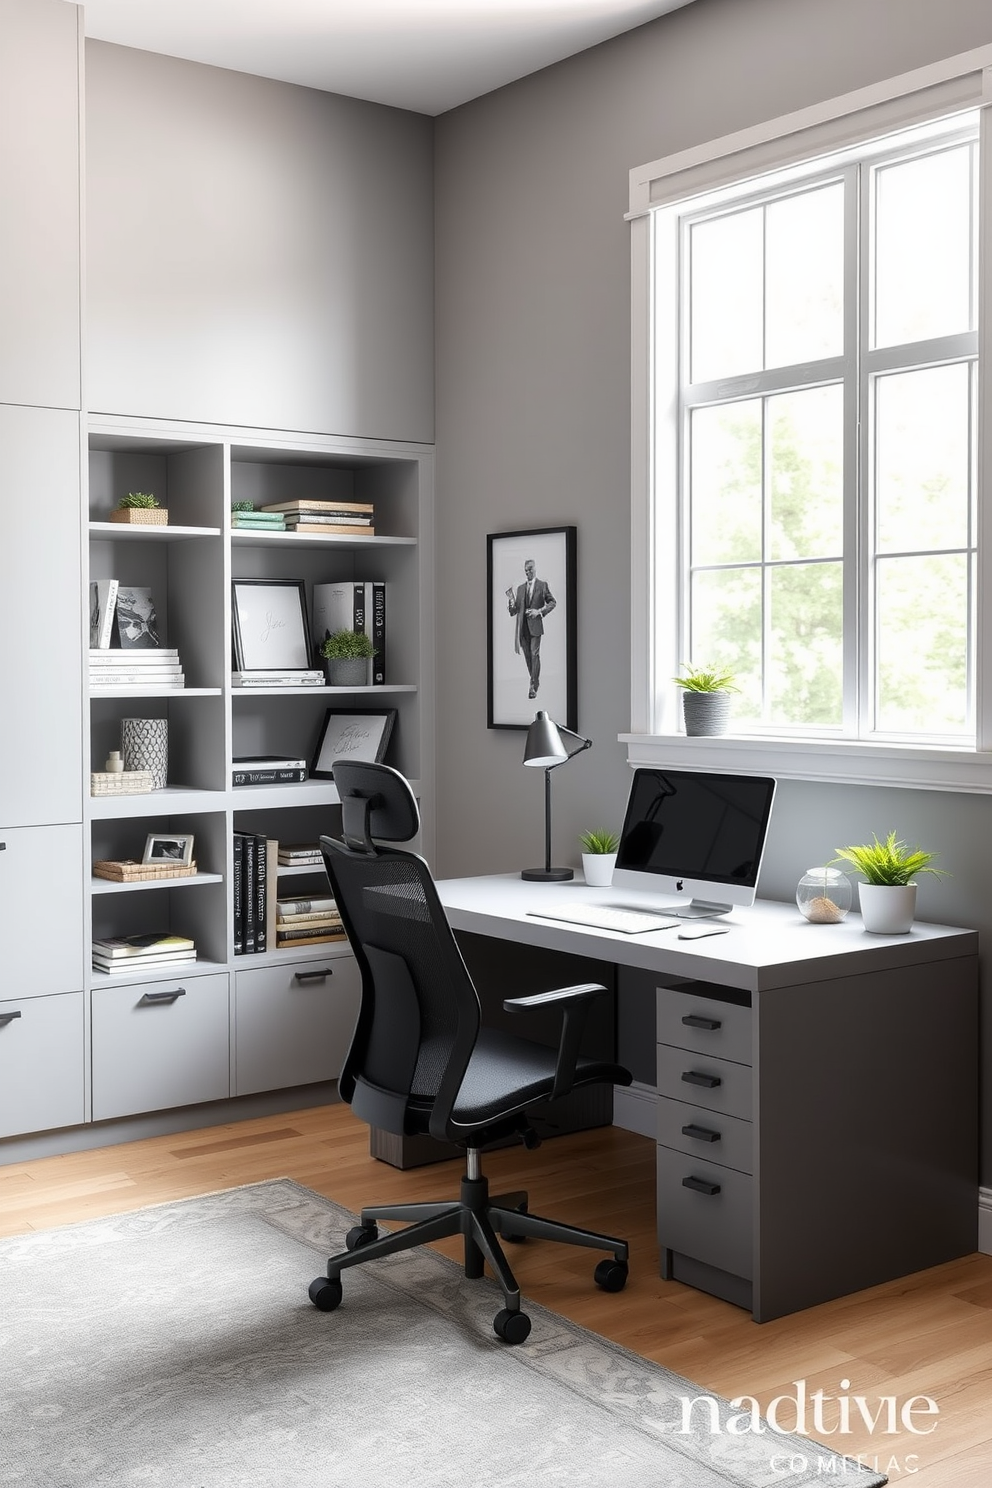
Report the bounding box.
[231,578,312,671]
[487,525,577,731]
[311,709,397,779]
[142,832,195,867]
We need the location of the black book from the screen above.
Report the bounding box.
[371,580,386,686]
[254,835,267,954]
[243,834,257,954]
[233,834,245,955]
[233,767,307,787]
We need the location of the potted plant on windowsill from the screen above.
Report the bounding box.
[833,831,945,934]
[110,491,168,526]
[672,664,739,736]
[320,629,375,687]
[579,829,620,887]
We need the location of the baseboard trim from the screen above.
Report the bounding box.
[979,1187,992,1255]
[612,1080,656,1139]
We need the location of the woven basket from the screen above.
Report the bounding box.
[93,859,198,882]
[109,508,169,525]
[90,770,155,796]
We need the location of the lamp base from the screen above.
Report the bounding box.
[521,866,574,882]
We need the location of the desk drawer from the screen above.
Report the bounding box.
[657,986,752,1066]
[234,955,360,1096]
[657,1094,752,1175]
[657,1043,752,1120]
[657,1144,753,1281]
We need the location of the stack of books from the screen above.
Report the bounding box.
[231,670,323,688]
[277,842,324,868]
[259,499,375,535]
[276,894,344,949]
[233,833,273,954]
[233,755,307,786]
[92,931,196,976]
[231,507,287,531]
[89,648,185,691]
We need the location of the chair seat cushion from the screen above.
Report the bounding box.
[448,1026,629,1135]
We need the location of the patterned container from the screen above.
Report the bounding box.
[121,717,168,788]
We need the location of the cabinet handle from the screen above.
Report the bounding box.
[682,1070,721,1088]
[140,988,187,1005]
[682,1175,721,1197]
[294,968,334,983]
[682,1013,721,1031]
[0,1010,22,1027]
[681,1122,720,1143]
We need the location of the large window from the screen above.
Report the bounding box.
[673,118,978,743]
[628,50,992,787]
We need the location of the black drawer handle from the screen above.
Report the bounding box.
[682,1122,720,1143]
[682,1070,721,1089]
[683,1175,721,1197]
[140,988,187,1005]
[0,1010,22,1026]
[682,1013,721,1031]
[294,968,334,983]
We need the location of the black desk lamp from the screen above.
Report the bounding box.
[521,711,592,881]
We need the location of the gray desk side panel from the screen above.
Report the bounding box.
[752,954,979,1322]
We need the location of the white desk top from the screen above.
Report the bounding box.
[435,873,977,993]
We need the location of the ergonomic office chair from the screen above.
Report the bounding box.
[307,760,632,1343]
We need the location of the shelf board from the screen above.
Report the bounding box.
[90,687,222,699]
[230,530,416,549]
[88,959,226,985]
[91,872,225,895]
[88,786,227,820]
[230,683,416,697]
[89,522,222,541]
[232,780,341,809]
[233,941,352,969]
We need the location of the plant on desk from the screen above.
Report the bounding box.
[579,828,620,888]
[833,830,945,934]
[672,663,738,736]
[320,628,375,687]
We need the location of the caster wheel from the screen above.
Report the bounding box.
[346,1225,379,1251]
[493,1308,532,1344]
[309,1276,343,1312]
[594,1258,629,1293]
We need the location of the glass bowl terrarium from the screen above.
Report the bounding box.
[796,866,852,924]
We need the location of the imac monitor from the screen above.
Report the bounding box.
[612,767,777,918]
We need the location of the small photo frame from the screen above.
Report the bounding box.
[311,709,397,779]
[231,579,312,671]
[487,525,577,730]
[142,832,195,867]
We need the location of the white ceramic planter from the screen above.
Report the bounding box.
[858,882,917,934]
[582,853,617,887]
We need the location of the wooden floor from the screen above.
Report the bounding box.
[2,1105,990,1485]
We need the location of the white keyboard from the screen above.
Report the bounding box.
[528,902,681,935]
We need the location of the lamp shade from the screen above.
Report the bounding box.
[523,711,568,767]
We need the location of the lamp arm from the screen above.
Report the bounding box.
[549,730,592,768]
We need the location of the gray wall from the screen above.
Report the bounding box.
[433,0,992,1173]
[85,42,435,443]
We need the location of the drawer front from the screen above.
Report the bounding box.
[657,1144,753,1280]
[92,973,230,1120]
[657,1043,753,1120]
[657,986,752,1066]
[657,1094,753,1175]
[234,954,361,1096]
[0,991,84,1138]
[0,824,84,997]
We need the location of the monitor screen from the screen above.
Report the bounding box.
[612,767,777,916]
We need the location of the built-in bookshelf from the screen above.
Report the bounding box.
[79,417,434,1125]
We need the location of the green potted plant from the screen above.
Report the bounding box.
[672,663,739,736]
[833,831,945,934]
[579,828,620,887]
[320,628,375,687]
[110,491,168,526]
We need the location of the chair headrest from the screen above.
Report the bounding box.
[332,761,420,849]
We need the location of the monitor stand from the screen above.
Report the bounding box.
[670,899,732,919]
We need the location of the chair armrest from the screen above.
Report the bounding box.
[502,982,609,1100]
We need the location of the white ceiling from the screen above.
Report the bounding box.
[81,0,695,116]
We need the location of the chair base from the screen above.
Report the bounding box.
[309,1152,630,1343]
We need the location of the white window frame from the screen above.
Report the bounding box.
[625,46,992,794]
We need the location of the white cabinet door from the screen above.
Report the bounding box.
[0,991,84,1138]
[91,973,230,1120]
[0,0,81,409]
[0,406,82,827]
[0,825,84,996]
[234,955,361,1095]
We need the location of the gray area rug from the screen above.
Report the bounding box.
[0,1179,886,1488]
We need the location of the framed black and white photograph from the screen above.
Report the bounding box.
[311,709,397,779]
[231,579,312,671]
[487,526,576,730]
[142,832,195,867]
[115,586,161,649]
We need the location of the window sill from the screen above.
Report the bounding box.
[619,732,992,795]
